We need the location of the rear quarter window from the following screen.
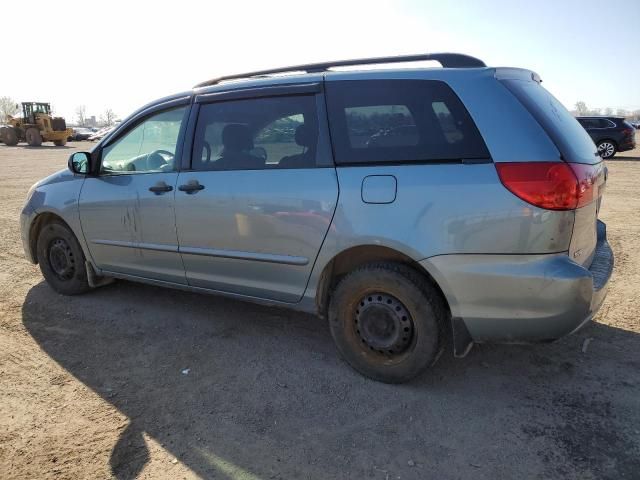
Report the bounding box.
[578,118,597,129]
[326,79,489,165]
[501,79,600,164]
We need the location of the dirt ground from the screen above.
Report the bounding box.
[1,137,639,480]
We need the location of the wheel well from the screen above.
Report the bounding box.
[315,245,451,320]
[29,212,71,264]
[598,138,618,148]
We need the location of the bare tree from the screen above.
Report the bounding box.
[0,97,19,123]
[616,108,628,117]
[76,105,87,127]
[603,107,613,116]
[100,109,116,127]
[574,101,588,116]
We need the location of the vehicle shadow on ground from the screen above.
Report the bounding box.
[22,281,640,480]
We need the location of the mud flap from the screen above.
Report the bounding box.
[85,261,115,288]
[452,316,474,357]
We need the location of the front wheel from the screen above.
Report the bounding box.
[36,222,91,295]
[25,127,43,147]
[328,262,445,383]
[597,140,617,159]
[53,138,67,146]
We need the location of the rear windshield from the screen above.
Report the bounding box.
[326,79,489,165]
[501,79,600,164]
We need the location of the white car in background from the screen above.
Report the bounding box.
[88,126,116,141]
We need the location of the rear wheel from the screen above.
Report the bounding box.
[53,138,67,146]
[328,262,445,383]
[1,127,19,146]
[36,222,91,295]
[597,140,616,159]
[26,127,43,147]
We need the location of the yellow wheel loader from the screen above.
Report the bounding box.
[0,102,72,146]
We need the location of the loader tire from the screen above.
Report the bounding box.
[26,128,43,147]
[1,127,19,146]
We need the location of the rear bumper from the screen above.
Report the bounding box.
[619,140,636,152]
[420,220,613,343]
[584,220,614,318]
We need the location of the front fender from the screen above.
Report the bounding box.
[20,204,37,263]
[22,172,89,264]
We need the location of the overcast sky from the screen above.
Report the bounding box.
[2,0,638,122]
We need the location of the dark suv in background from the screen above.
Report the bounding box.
[577,116,636,159]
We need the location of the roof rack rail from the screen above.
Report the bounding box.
[194,53,486,88]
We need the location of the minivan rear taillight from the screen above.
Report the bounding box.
[495,162,600,210]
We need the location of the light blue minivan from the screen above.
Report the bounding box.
[21,54,613,382]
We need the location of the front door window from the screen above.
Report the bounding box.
[101,107,186,174]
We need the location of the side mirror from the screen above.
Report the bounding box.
[68,152,90,175]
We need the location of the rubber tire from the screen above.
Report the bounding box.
[328,262,445,383]
[36,222,91,295]
[597,140,617,159]
[2,127,19,146]
[53,138,67,146]
[26,127,43,147]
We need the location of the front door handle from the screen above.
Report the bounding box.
[149,182,173,194]
[178,180,205,194]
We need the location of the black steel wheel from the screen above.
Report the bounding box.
[329,262,445,383]
[36,221,90,295]
[355,293,415,357]
[48,238,76,281]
